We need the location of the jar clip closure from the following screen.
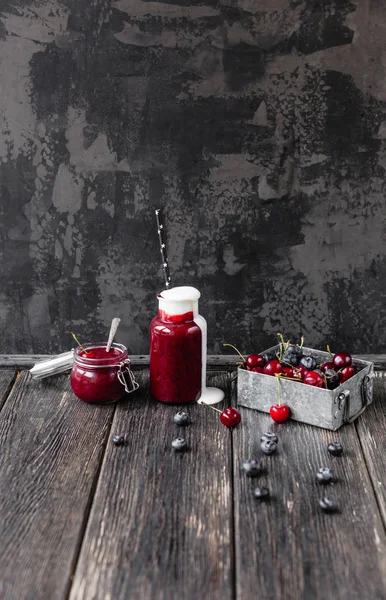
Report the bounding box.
[117,359,139,394]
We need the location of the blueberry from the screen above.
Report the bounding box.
[262,352,272,363]
[261,439,277,455]
[286,344,303,356]
[328,441,343,457]
[319,497,337,513]
[261,432,278,444]
[324,369,340,389]
[172,437,188,451]
[280,344,303,366]
[299,356,317,370]
[316,467,333,484]
[254,486,270,500]
[241,459,261,477]
[112,435,125,446]
[173,411,189,425]
[281,350,300,366]
[313,368,324,377]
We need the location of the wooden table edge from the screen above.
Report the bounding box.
[1,354,386,369]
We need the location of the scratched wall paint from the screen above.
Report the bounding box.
[0,0,386,355]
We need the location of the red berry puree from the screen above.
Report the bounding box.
[150,310,202,403]
[71,343,127,404]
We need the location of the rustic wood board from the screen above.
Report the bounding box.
[0,371,115,600]
[232,379,386,600]
[0,369,17,411]
[356,377,386,525]
[1,354,384,370]
[69,371,233,600]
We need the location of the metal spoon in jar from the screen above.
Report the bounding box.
[106,317,121,352]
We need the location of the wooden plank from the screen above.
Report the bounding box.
[0,354,52,368]
[0,354,238,369]
[356,376,386,526]
[69,371,233,600]
[0,371,115,600]
[233,379,386,600]
[1,353,385,370]
[0,369,17,411]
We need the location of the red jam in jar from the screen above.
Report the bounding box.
[71,342,128,403]
[150,289,202,403]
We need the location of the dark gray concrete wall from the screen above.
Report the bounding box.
[0,0,385,355]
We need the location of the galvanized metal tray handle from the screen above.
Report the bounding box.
[341,374,373,424]
[349,374,373,421]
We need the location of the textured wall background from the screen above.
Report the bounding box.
[0,0,386,355]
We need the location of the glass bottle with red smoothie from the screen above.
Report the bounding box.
[149,286,224,405]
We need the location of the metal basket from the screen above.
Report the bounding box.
[237,345,374,430]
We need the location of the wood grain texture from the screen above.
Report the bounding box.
[356,376,386,525]
[1,354,385,370]
[0,369,17,411]
[0,354,238,369]
[0,371,115,600]
[232,379,386,600]
[69,371,233,600]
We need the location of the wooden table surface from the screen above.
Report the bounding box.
[1,356,386,600]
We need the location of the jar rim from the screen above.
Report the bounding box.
[74,342,128,367]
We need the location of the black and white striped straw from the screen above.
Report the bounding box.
[155,208,172,289]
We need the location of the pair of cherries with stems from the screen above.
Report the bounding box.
[224,340,291,423]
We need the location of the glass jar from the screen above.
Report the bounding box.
[71,342,138,403]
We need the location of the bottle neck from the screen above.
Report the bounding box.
[158,296,199,323]
[158,309,194,323]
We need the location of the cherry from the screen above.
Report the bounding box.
[292,367,303,380]
[339,366,355,383]
[333,352,352,369]
[220,407,241,428]
[270,404,290,423]
[297,365,309,378]
[246,354,265,369]
[321,361,334,372]
[282,366,294,378]
[263,360,282,376]
[200,401,241,428]
[251,366,264,373]
[303,371,324,387]
[80,350,96,358]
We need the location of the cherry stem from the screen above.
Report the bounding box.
[200,401,222,414]
[326,344,333,357]
[277,374,301,382]
[223,343,246,363]
[300,335,305,349]
[71,332,90,354]
[276,374,281,406]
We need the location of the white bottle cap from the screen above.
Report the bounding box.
[158,286,200,317]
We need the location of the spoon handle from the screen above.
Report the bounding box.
[106,317,121,352]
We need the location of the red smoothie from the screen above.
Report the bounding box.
[71,343,128,403]
[149,310,202,403]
